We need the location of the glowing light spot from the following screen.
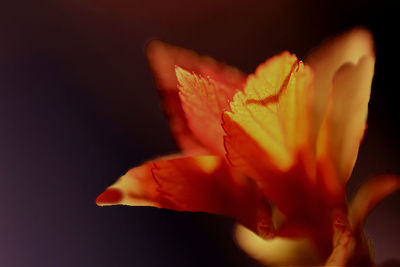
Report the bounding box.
[194,156,220,174]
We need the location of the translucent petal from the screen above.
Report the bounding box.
[305,27,374,142]
[317,55,375,187]
[176,66,236,155]
[146,40,246,154]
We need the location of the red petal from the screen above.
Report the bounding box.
[176,67,237,155]
[146,40,246,155]
[97,155,274,238]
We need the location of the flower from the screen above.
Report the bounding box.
[96,28,400,266]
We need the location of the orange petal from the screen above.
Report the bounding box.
[176,66,237,155]
[305,27,375,142]
[224,52,314,172]
[97,155,274,238]
[349,175,400,230]
[146,40,246,155]
[317,55,375,187]
[223,52,316,213]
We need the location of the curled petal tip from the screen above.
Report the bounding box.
[96,188,123,206]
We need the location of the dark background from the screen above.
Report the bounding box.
[1,0,399,266]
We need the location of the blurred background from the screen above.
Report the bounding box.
[1,0,399,266]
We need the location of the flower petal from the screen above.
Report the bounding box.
[97,155,274,238]
[223,52,316,215]
[96,162,161,208]
[224,52,314,171]
[305,27,375,141]
[235,224,321,266]
[317,55,375,188]
[176,66,237,155]
[349,175,400,230]
[146,40,246,155]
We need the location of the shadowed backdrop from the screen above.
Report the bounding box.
[1,0,399,266]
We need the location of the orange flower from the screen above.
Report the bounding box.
[96,28,400,266]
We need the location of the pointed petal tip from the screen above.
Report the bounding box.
[174,64,184,75]
[174,65,190,80]
[96,188,123,206]
[175,66,196,89]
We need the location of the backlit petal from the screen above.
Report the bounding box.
[223,52,316,215]
[97,155,274,238]
[317,55,375,186]
[349,175,400,230]
[224,52,313,171]
[176,66,237,155]
[146,40,246,155]
[305,27,375,141]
